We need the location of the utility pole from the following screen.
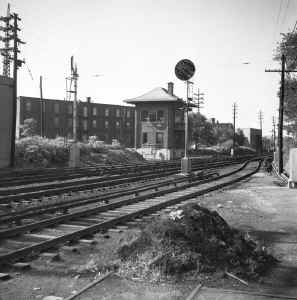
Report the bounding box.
[258,110,263,153]
[0,10,25,167]
[39,75,45,137]
[265,54,297,173]
[232,102,237,156]
[67,56,80,167]
[66,56,79,142]
[194,88,204,114]
[272,116,276,152]
[193,88,204,150]
[1,4,10,77]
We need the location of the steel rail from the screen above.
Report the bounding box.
[0,171,216,224]
[0,160,179,187]
[0,156,254,187]
[0,159,261,265]
[0,160,241,204]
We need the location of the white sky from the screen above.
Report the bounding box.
[1,0,296,135]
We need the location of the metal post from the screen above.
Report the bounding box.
[73,64,78,142]
[232,102,236,156]
[39,75,45,137]
[9,14,18,168]
[134,109,137,148]
[278,54,285,174]
[184,80,189,158]
[181,80,191,174]
[258,110,263,154]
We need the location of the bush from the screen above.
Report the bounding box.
[15,136,145,168]
[16,136,70,167]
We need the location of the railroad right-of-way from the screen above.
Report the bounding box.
[0,157,262,267]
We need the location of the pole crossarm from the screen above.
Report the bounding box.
[265,69,297,73]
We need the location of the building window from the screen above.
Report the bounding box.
[142,132,148,144]
[105,120,109,128]
[175,111,183,123]
[54,103,60,114]
[156,132,164,146]
[83,106,88,117]
[25,101,31,112]
[68,104,73,114]
[92,107,97,116]
[92,119,97,128]
[126,121,130,127]
[116,108,120,117]
[127,109,131,118]
[105,108,109,117]
[149,111,156,122]
[67,118,72,128]
[141,110,148,121]
[54,117,59,127]
[116,121,120,127]
[83,120,88,131]
[157,110,164,121]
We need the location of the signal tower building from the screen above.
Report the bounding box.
[125,82,185,160]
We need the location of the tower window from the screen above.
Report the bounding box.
[142,132,148,144]
[83,106,88,117]
[156,132,164,146]
[141,110,148,121]
[54,103,60,114]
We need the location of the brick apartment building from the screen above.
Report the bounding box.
[17,96,135,147]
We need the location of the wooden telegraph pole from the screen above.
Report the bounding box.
[0,11,25,167]
[265,54,297,174]
[272,116,276,152]
[258,110,263,153]
[232,102,237,156]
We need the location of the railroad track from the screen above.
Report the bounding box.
[0,155,254,187]
[0,159,244,205]
[0,158,261,266]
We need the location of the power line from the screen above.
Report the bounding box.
[280,0,290,28]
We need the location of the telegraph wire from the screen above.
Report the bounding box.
[280,0,290,28]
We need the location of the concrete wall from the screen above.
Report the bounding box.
[0,76,13,168]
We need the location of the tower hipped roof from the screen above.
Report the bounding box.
[124,87,181,104]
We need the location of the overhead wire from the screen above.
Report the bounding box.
[280,0,290,28]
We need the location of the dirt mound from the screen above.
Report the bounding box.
[118,203,276,281]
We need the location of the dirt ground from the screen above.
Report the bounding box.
[1,169,297,299]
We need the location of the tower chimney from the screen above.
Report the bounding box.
[167,82,174,95]
[86,97,91,103]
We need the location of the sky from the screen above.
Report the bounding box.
[0,0,296,136]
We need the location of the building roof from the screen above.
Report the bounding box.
[124,87,181,104]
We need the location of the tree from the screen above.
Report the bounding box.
[20,118,38,137]
[188,113,216,148]
[274,31,297,139]
[235,129,247,146]
[213,126,233,144]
